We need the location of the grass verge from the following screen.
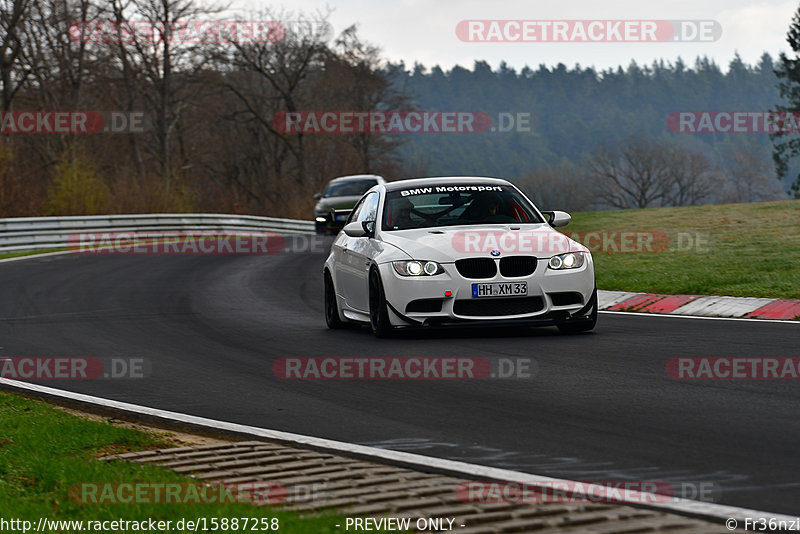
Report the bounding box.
[0,249,67,260]
[565,199,800,299]
[0,390,350,532]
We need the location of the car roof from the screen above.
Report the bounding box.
[328,174,384,183]
[383,176,512,192]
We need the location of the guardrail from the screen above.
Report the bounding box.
[0,213,315,253]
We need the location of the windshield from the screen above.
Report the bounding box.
[323,179,377,198]
[382,184,543,231]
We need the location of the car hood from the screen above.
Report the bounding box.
[315,196,362,213]
[379,224,588,262]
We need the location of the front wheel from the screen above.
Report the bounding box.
[324,271,344,329]
[369,269,392,338]
[557,289,597,334]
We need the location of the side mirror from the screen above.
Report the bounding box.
[313,193,322,200]
[543,210,571,227]
[343,221,368,237]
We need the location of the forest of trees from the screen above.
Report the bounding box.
[0,0,794,218]
[392,54,789,211]
[0,0,408,218]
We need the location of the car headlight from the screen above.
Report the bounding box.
[315,216,327,222]
[548,252,585,270]
[392,260,445,276]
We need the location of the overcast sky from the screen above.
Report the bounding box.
[230,0,797,72]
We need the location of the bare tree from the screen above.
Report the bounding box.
[0,0,30,111]
[101,0,146,177]
[324,24,408,172]
[23,0,99,110]
[717,138,787,203]
[587,138,671,209]
[18,0,102,170]
[662,144,715,206]
[221,8,331,193]
[112,0,225,188]
[516,159,593,212]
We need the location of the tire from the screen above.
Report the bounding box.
[557,289,597,334]
[324,271,344,329]
[369,269,393,338]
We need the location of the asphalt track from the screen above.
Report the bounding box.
[1,245,798,515]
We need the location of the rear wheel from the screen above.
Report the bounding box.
[369,269,392,338]
[557,289,597,334]
[324,271,344,329]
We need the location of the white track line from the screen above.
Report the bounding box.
[599,310,799,325]
[0,250,72,263]
[0,378,795,525]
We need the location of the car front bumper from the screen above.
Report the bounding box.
[377,256,595,327]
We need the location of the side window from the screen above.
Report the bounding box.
[347,195,369,224]
[357,193,379,223]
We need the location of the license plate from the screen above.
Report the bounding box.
[471,282,527,298]
[334,214,348,221]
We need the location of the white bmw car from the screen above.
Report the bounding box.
[323,177,596,337]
